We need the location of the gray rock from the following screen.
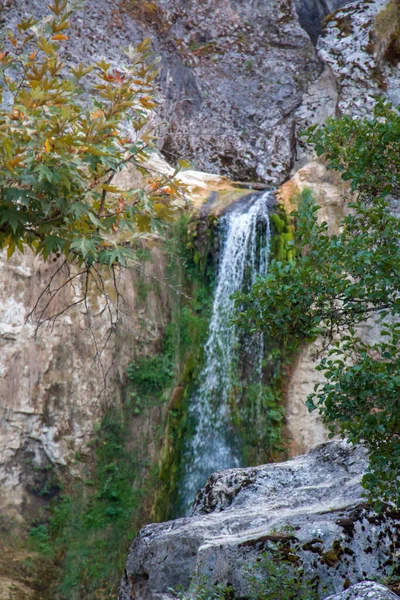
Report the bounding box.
[295,0,352,44]
[2,0,320,185]
[119,441,400,599]
[294,0,400,171]
[153,0,320,184]
[317,0,399,117]
[324,581,399,600]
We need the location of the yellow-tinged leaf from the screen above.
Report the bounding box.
[44,139,52,153]
[153,203,171,219]
[37,37,56,55]
[9,156,25,168]
[178,159,191,169]
[100,184,122,193]
[52,34,69,41]
[139,97,156,109]
[135,213,151,232]
[2,138,13,157]
[7,241,16,260]
[90,109,104,120]
[136,38,151,53]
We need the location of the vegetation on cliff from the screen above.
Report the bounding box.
[25,213,216,598]
[238,99,400,507]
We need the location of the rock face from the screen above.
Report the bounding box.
[277,159,352,456]
[153,0,320,184]
[0,248,170,519]
[295,0,399,168]
[325,582,399,600]
[2,0,320,184]
[318,0,400,116]
[119,441,400,599]
[295,0,352,43]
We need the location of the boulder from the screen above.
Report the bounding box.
[119,441,400,599]
[324,581,399,600]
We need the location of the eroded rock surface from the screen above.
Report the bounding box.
[119,442,400,599]
[295,0,400,168]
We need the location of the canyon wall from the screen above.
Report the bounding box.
[1,0,397,520]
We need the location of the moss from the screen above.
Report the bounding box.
[151,213,217,521]
[321,541,344,567]
[270,206,295,264]
[270,213,285,234]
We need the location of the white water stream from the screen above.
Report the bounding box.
[180,192,272,512]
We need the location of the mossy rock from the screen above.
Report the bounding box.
[270,212,286,234]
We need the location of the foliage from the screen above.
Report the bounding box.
[172,580,234,600]
[245,550,321,600]
[172,547,321,600]
[0,0,184,269]
[237,99,400,507]
[127,338,175,397]
[30,402,145,600]
[29,524,54,557]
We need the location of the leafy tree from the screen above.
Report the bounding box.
[0,0,185,321]
[237,99,400,507]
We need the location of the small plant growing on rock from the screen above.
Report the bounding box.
[244,549,321,600]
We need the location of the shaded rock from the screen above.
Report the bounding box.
[295,0,352,44]
[153,0,320,184]
[119,441,400,599]
[324,581,399,600]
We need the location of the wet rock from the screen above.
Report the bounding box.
[119,441,400,599]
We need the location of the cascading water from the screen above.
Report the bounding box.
[180,191,272,513]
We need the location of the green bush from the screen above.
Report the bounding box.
[245,551,321,600]
[127,352,175,396]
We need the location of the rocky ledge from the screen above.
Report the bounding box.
[119,441,399,599]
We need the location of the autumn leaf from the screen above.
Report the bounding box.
[52,33,69,41]
[139,97,156,109]
[90,109,104,119]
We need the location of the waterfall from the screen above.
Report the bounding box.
[180,192,272,513]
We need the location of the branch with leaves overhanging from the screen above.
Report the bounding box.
[0,0,188,269]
